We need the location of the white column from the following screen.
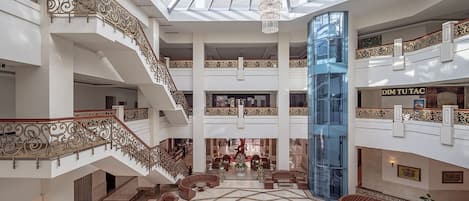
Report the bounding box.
[112,105,124,121]
[16,1,74,118]
[392,38,404,71]
[347,14,358,194]
[148,18,160,57]
[149,108,160,146]
[392,105,405,137]
[277,32,290,171]
[441,21,458,62]
[192,33,206,173]
[441,105,458,145]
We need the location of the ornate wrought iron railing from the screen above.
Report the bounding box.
[289,59,307,68]
[124,108,149,122]
[205,60,238,68]
[243,59,277,68]
[74,109,116,117]
[0,116,187,178]
[289,107,308,116]
[169,60,193,68]
[402,108,442,123]
[244,107,278,116]
[47,0,189,117]
[355,108,394,120]
[205,107,238,116]
[356,19,469,59]
[454,109,469,126]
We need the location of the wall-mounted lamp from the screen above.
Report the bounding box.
[389,160,395,167]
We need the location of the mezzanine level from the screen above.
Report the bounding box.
[355,19,469,87]
[355,106,469,169]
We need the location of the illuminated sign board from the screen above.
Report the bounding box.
[381,88,426,96]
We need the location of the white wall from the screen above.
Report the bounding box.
[0,75,15,118]
[74,46,124,82]
[0,178,43,201]
[0,0,41,66]
[74,84,138,110]
[204,116,279,138]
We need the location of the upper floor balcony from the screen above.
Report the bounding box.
[355,106,469,170]
[354,19,469,87]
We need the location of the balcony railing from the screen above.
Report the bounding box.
[355,108,394,120]
[289,59,307,68]
[455,109,469,126]
[289,107,308,116]
[48,0,189,116]
[244,107,278,116]
[205,60,238,68]
[205,107,238,116]
[74,109,116,118]
[0,115,187,178]
[124,108,149,122]
[402,108,442,123]
[169,60,193,68]
[356,107,444,123]
[356,19,469,59]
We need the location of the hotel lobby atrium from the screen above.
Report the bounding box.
[1,0,469,200]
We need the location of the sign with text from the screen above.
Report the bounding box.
[381,88,426,96]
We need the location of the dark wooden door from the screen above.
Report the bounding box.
[74,174,92,201]
[105,96,116,109]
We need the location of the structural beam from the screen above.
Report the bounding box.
[229,0,234,10]
[187,0,195,9]
[167,0,182,13]
[208,0,215,10]
[286,0,292,11]
[249,0,253,10]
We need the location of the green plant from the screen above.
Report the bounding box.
[419,193,434,201]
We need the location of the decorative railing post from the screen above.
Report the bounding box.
[441,105,458,146]
[441,21,458,62]
[237,99,245,129]
[112,105,124,121]
[393,38,405,71]
[392,105,405,137]
[237,57,244,80]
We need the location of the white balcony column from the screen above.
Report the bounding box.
[148,18,160,57]
[392,105,405,137]
[165,57,170,68]
[192,33,206,173]
[112,105,125,121]
[149,108,160,146]
[277,32,290,170]
[16,3,74,118]
[237,57,244,80]
[441,105,458,146]
[393,38,405,71]
[441,21,458,62]
[347,15,358,194]
[237,99,245,128]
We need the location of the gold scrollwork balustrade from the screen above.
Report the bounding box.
[0,116,187,178]
[355,108,394,119]
[455,19,469,38]
[403,31,442,52]
[205,60,238,68]
[244,107,278,116]
[289,107,308,116]
[124,108,149,122]
[289,59,307,68]
[169,60,193,68]
[402,108,442,122]
[48,0,189,117]
[74,109,116,117]
[355,44,394,60]
[243,60,278,68]
[205,107,238,116]
[454,110,469,126]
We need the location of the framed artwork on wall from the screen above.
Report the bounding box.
[397,165,421,181]
[414,99,425,109]
[442,171,464,183]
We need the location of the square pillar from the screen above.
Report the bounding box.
[393,38,405,71]
[441,21,458,62]
[192,33,206,173]
[392,105,405,137]
[441,105,458,146]
[277,32,290,170]
[148,18,160,57]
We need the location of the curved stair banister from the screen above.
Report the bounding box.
[0,115,188,180]
[47,0,190,116]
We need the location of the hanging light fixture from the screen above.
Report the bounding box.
[259,0,282,34]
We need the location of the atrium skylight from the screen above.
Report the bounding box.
[167,0,306,12]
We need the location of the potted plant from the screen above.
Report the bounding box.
[419,193,434,201]
[235,154,247,176]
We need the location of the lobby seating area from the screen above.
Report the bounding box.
[263,170,308,190]
[178,174,220,200]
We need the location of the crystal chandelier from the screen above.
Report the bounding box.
[259,0,282,34]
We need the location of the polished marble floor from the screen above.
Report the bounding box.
[186,180,321,201]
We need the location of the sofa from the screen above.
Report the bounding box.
[178,174,220,200]
[158,192,179,201]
